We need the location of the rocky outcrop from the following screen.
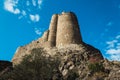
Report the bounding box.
[103,60,120,80]
[10,11,120,80]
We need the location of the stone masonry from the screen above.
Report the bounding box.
[41,12,82,47]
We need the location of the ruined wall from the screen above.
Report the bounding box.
[56,12,82,47]
[42,30,49,42]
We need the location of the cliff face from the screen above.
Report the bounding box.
[12,12,103,65]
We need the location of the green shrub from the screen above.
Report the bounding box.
[0,48,62,80]
[88,62,104,73]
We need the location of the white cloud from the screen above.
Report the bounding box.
[26,1,30,6]
[35,28,42,35]
[106,49,120,55]
[110,54,120,61]
[106,40,118,48]
[105,34,120,61]
[21,10,26,16]
[106,48,120,61]
[4,0,43,23]
[30,14,40,22]
[38,0,42,9]
[4,0,20,14]
[32,0,36,6]
[18,10,27,19]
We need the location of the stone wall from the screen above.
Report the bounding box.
[42,30,49,42]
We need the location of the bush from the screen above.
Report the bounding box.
[88,62,104,73]
[0,48,62,80]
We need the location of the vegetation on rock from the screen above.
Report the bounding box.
[0,48,62,80]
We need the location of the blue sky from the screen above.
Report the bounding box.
[0,0,120,61]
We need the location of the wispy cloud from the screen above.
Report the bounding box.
[100,28,109,37]
[116,35,120,39]
[4,0,43,22]
[32,0,36,6]
[106,49,120,55]
[106,40,118,48]
[106,21,113,26]
[4,0,20,14]
[34,28,42,35]
[30,14,40,22]
[105,34,120,61]
[21,10,27,16]
[100,22,113,37]
[26,0,30,6]
[4,0,44,36]
[38,0,43,9]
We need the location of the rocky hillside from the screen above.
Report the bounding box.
[40,46,120,80]
[9,12,120,80]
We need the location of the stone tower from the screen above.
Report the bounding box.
[56,12,82,47]
[45,12,82,47]
[48,14,58,47]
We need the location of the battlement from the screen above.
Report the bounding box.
[41,12,82,47]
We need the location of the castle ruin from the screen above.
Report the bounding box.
[41,12,82,47]
[12,12,84,64]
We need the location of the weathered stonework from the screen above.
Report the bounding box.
[39,12,82,47]
[47,12,82,47]
[48,14,58,47]
[42,30,49,42]
[56,12,82,47]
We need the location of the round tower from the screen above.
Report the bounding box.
[48,14,58,46]
[56,12,82,47]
